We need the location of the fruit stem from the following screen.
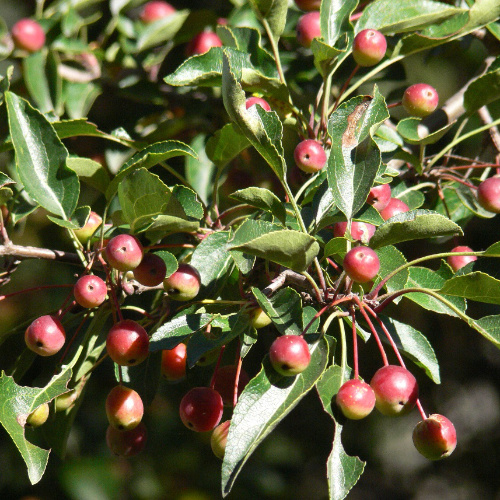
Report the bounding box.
[301,295,352,336]
[337,316,348,388]
[233,355,243,408]
[333,65,359,112]
[261,19,286,86]
[416,399,428,420]
[301,270,322,302]
[0,283,73,302]
[210,345,226,390]
[57,311,91,367]
[350,307,359,379]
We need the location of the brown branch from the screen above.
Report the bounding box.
[0,243,82,265]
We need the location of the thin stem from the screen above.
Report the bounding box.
[320,71,333,134]
[338,316,348,388]
[0,283,73,302]
[416,399,428,420]
[302,270,322,303]
[396,182,436,198]
[233,355,243,408]
[262,19,286,85]
[350,308,359,379]
[58,311,90,365]
[333,65,360,112]
[209,345,226,390]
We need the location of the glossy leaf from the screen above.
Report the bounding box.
[136,10,189,51]
[186,134,216,205]
[463,59,500,114]
[66,157,110,193]
[248,0,288,41]
[320,0,357,47]
[397,117,455,146]
[205,123,250,168]
[375,245,409,294]
[439,272,500,305]
[230,187,286,225]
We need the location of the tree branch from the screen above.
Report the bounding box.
[0,243,82,265]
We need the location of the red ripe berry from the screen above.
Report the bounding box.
[367,184,392,211]
[336,379,376,420]
[179,387,224,432]
[352,29,387,67]
[269,335,311,376]
[25,315,65,356]
[106,422,147,457]
[161,343,187,381]
[211,420,231,459]
[412,414,457,460]
[186,31,222,56]
[343,246,380,283]
[106,320,149,366]
[140,1,176,23]
[370,365,418,416]
[402,83,439,117]
[213,365,250,406]
[11,18,45,52]
[333,221,376,242]
[105,234,144,272]
[379,198,410,220]
[106,385,144,431]
[294,139,327,174]
[133,253,167,287]
[163,263,201,301]
[447,246,477,272]
[477,176,500,213]
[296,11,320,48]
[245,96,271,112]
[73,274,107,308]
[294,0,321,11]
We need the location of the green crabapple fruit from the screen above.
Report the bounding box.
[106,422,147,457]
[73,274,107,308]
[133,253,167,287]
[213,365,250,406]
[336,379,376,420]
[402,83,439,117]
[249,307,272,329]
[296,11,320,49]
[140,1,176,23]
[294,139,327,174]
[163,263,201,301]
[186,31,222,56]
[211,420,231,459]
[447,246,477,272]
[269,335,311,376]
[161,343,187,381]
[333,221,376,242]
[11,18,45,52]
[26,403,50,427]
[106,320,149,366]
[105,234,144,272]
[73,211,102,244]
[25,315,66,356]
[412,414,457,460]
[370,365,418,416]
[179,387,224,432]
[367,184,392,211]
[294,0,321,11]
[342,246,380,283]
[352,29,387,67]
[477,176,500,213]
[245,96,271,112]
[106,385,144,431]
[379,198,410,220]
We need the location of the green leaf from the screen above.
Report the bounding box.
[190,231,235,298]
[381,317,440,383]
[397,117,455,145]
[249,0,288,41]
[370,210,462,249]
[356,0,464,34]
[464,59,500,114]
[252,287,304,336]
[222,50,286,181]
[229,228,320,272]
[63,81,101,120]
[66,156,110,193]
[0,369,72,484]
[186,134,216,205]
[221,338,329,496]
[326,87,389,219]
[439,272,500,305]
[320,0,357,47]
[106,140,196,200]
[206,123,250,168]
[375,245,409,294]
[230,187,286,225]
[47,205,91,229]
[22,51,54,114]
[6,92,79,220]
[472,315,500,347]
[136,10,189,51]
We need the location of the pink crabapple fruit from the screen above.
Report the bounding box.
[25,315,66,356]
[140,1,176,23]
[336,379,376,420]
[161,343,187,381]
[26,403,50,427]
[105,234,144,272]
[379,198,410,220]
[73,211,102,244]
[447,246,477,272]
[402,83,439,117]
[412,414,457,460]
[245,96,271,112]
[73,274,107,308]
[333,221,376,242]
[213,365,250,406]
[179,387,224,432]
[133,253,167,287]
[211,420,231,459]
[294,139,327,174]
[163,263,201,301]
[367,183,392,211]
[352,29,387,67]
[105,385,144,431]
[186,31,222,56]
[269,335,311,376]
[296,11,320,49]
[477,176,500,213]
[106,422,147,457]
[370,365,418,416]
[294,0,321,11]
[106,319,149,366]
[342,246,380,283]
[11,18,45,52]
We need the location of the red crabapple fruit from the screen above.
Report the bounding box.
[11,19,45,52]
[336,379,376,420]
[245,96,271,112]
[106,320,149,366]
[379,198,410,220]
[296,11,320,48]
[333,221,376,242]
[477,176,500,213]
[105,234,144,272]
[161,343,187,381]
[140,1,176,23]
[25,315,66,356]
[133,253,167,287]
[106,385,144,431]
[163,263,201,301]
[412,414,457,460]
[447,246,477,272]
[352,29,387,67]
[179,387,224,432]
[73,274,107,308]
[402,83,439,117]
[342,246,380,283]
[367,184,392,211]
[294,139,327,174]
[73,211,102,244]
[269,335,311,376]
[186,31,222,56]
[211,420,231,459]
